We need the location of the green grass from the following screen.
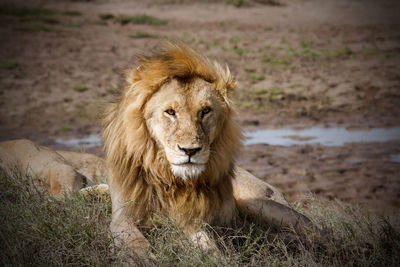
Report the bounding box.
[269,88,285,100]
[227,0,248,7]
[128,31,159,39]
[33,23,58,32]
[289,46,319,58]
[0,168,122,266]
[297,48,319,57]
[244,67,256,73]
[60,125,72,132]
[286,41,319,58]
[40,17,60,24]
[99,13,114,20]
[262,55,291,65]
[12,23,58,33]
[62,10,82,17]
[0,3,59,24]
[259,40,357,68]
[73,85,89,92]
[229,36,241,44]
[240,100,257,109]
[1,61,20,70]
[233,48,244,55]
[321,45,353,58]
[93,20,108,26]
[0,4,54,18]
[300,39,312,49]
[249,73,265,81]
[385,52,400,59]
[0,4,63,32]
[65,22,83,28]
[1,168,399,266]
[253,89,268,95]
[115,14,167,26]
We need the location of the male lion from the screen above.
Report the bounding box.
[102,43,310,254]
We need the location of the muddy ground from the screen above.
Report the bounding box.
[0,0,399,213]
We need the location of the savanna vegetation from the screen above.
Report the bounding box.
[1,168,399,266]
[0,0,399,265]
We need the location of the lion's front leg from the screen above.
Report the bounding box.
[188,229,227,263]
[110,215,150,256]
[232,166,311,233]
[189,230,219,251]
[108,188,151,256]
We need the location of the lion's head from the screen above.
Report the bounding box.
[103,43,242,227]
[144,77,228,179]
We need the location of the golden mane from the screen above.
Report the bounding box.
[102,43,242,230]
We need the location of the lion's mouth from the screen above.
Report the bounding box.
[170,162,205,179]
[171,157,206,166]
[172,162,204,167]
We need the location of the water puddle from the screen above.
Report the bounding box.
[55,135,102,149]
[54,127,400,149]
[244,127,400,146]
[390,154,400,163]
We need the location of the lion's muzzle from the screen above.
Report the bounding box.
[177,145,202,157]
[168,146,209,180]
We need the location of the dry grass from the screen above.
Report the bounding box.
[0,167,399,266]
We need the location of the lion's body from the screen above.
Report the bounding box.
[0,43,311,257]
[102,44,242,232]
[0,140,105,195]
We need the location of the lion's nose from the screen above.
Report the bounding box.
[178,145,202,157]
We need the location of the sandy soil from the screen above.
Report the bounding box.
[0,0,399,213]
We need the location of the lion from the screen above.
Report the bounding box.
[102,42,311,254]
[0,138,308,255]
[0,42,310,256]
[0,139,107,195]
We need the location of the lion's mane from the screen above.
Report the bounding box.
[102,43,242,229]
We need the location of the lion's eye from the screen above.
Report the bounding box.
[200,107,211,118]
[165,109,176,116]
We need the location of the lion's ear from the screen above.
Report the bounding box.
[213,63,237,98]
[225,75,236,94]
[126,67,142,84]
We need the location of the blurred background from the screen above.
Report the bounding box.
[0,0,399,213]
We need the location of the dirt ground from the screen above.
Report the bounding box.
[0,0,399,213]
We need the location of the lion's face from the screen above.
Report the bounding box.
[144,78,225,180]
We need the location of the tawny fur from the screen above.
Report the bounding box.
[102,43,242,231]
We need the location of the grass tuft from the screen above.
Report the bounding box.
[269,88,285,100]
[60,125,72,132]
[244,67,256,73]
[1,168,399,266]
[62,10,82,16]
[73,85,89,92]
[262,54,291,65]
[0,4,63,32]
[93,20,108,26]
[115,14,167,26]
[0,168,123,266]
[0,4,54,18]
[321,45,353,59]
[253,89,268,95]
[227,0,248,7]
[240,100,257,109]
[99,13,114,20]
[40,17,60,24]
[249,73,265,81]
[128,31,159,39]
[65,22,83,28]
[233,48,244,55]
[1,62,20,70]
